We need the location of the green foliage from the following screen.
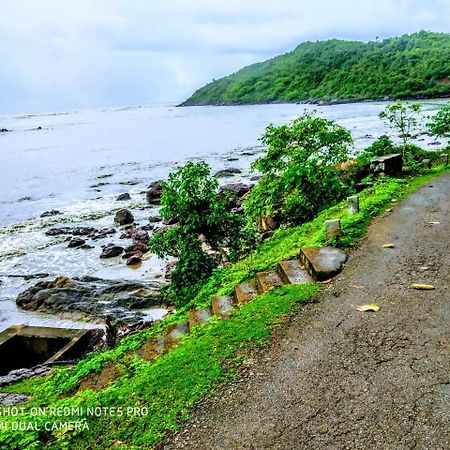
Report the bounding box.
[364,134,397,157]
[149,161,251,307]
[182,31,450,106]
[428,102,450,139]
[245,111,353,224]
[0,169,446,450]
[379,100,422,152]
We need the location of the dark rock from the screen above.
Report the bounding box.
[16,276,164,322]
[68,237,86,248]
[115,209,134,225]
[90,182,110,188]
[125,242,148,254]
[100,244,124,259]
[218,182,253,198]
[250,175,262,182]
[132,229,150,243]
[40,209,63,218]
[91,227,116,241]
[148,214,162,223]
[146,181,163,204]
[162,217,177,226]
[214,168,242,178]
[0,128,10,133]
[0,366,50,388]
[80,244,94,249]
[116,193,131,201]
[97,173,113,179]
[45,226,97,237]
[119,180,139,186]
[165,260,177,280]
[0,393,29,406]
[126,254,142,266]
[140,224,155,231]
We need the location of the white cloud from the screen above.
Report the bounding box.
[0,0,448,113]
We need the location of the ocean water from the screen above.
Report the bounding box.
[0,101,445,330]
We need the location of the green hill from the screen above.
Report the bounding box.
[182,31,450,106]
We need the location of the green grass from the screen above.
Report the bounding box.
[0,168,447,449]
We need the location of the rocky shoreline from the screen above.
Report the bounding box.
[11,167,256,326]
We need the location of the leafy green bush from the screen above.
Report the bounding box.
[244,111,353,225]
[149,161,253,307]
[364,134,397,157]
[428,103,450,139]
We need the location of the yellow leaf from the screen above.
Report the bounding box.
[355,304,380,312]
[411,284,435,290]
[383,243,395,248]
[429,221,440,225]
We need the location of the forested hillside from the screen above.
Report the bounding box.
[182,31,450,106]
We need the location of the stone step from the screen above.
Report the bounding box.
[211,296,235,318]
[255,271,284,294]
[139,336,166,361]
[188,307,213,328]
[234,282,259,304]
[300,246,347,282]
[165,322,189,350]
[278,259,313,284]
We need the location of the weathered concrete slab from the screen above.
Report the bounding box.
[300,247,348,281]
[234,283,258,304]
[188,307,213,328]
[165,322,189,350]
[211,296,235,318]
[278,260,313,285]
[441,154,449,165]
[255,272,284,293]
[422,159,432,168]
[347,196,360,215]
[0,325,95,376]
[370,153,403,176]
[325,219,341,240]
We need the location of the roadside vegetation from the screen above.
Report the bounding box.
[0,101,449,449]
[182,31,450,106]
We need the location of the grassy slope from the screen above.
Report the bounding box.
[182,31,450,106]
[0,168,447,449]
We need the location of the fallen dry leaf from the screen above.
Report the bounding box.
[428,221,440,225]
[383,243,395,248]
[355,304,380,312]
[411,284,435,290]
[418,266,430,271]
[385,208,393,212]
[318,278,333,284]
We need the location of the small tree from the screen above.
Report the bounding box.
[379,100,422,158]
[149,161,251,307]
[428,103,450,140]
[245,111,353,225]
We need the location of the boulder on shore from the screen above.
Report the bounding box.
[214,168,242,178]
[16,276,164,323]
[116,193,131,201]
[115,209,134,225]
[68,237,86,248]
[146,181,163,204]
[100,244,124,259]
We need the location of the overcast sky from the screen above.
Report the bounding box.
[1,0,449,114]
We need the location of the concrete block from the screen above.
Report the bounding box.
[211,296,235,318]
[255,271,284,293]
[278,259,312,284]
[347,196,360,215]
[325,219,341,240]
[300,246,348,281]
[234,282,258,304]
[422,159,432,169]
[188,307,213,328]
[441,154,448,165]
[370,153,403,175]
